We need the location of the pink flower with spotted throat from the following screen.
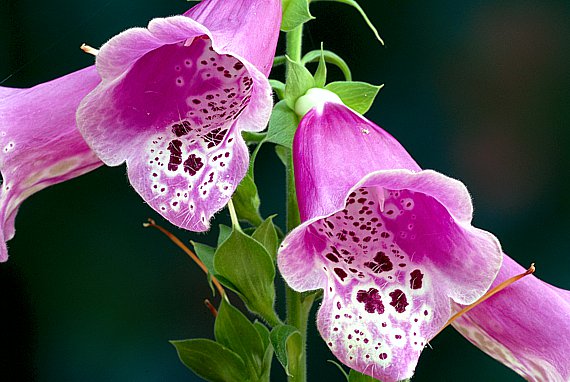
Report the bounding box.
[77,0,281,231]
[0,67,103,261]
[453,254,570,382]
[278,90,503,382]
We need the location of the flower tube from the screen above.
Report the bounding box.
[453,254,570,382]
[277,92,503,382]
[77,0,281,231]
[0,67,103,261]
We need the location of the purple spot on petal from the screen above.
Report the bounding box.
[356,288,385,314]
[167,140,182,171]
[410,269,424,290]
[389,289,409,313]
[333,268,348,281]
[183,154,203,176]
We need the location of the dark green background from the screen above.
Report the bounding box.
[1,0,569,381]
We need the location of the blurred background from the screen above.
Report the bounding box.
[1,0,569,380]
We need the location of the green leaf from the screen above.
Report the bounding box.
[265,100,299,149]
[281,0,314,32]
[215,299,266,379]
[190,241,216,294]
[301,49,352,81]
[241,131,266,145]
[171,339,248,382]
[213,228,278,324]
[325,81,383,114]
[269,79,286,100]
[284,56,315,110]
[191,242,215,274]
[253,321,273,381]
[253,321,271,350]
[231,174,263,226]
[275,145,289,167]
[252,215,279,261]
[348,369,383,381]
[270,325,303,377]
[218,224,232,247]
[313,0,383,44]
[314,44,327,88]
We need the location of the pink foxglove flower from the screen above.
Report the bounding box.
[0,67,103,261]
[77,0,281,231]
[453,254,570,382]
[278,92,503,382]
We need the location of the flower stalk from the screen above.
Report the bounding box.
[284,23,312,382]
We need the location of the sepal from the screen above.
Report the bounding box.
[266,100,299,148]
[281,0,314,31]
[325,81,383,114]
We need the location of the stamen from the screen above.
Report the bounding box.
[432,263,535,339]
[80,43,99,56]
[144,218,225,296]
[204,299,218,318]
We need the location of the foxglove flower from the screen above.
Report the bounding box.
[453,254,570,382]
[77,0,281,230]
[0,67,103,261]
[278,91,503,382]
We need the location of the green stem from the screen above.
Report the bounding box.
[227,199,242,231]
[286,25,303,64]
[284,25,312,382]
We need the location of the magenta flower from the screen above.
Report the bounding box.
[277,97,503,382]
[0,67,103,261]
[453,254,570,382]
[77,0,281,231]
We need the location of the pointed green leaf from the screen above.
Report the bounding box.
[241,131,266,145]
[266,101,299,149]
[191,242,215,274]
[325,81,383,114]
[275,145,289,167]
[213,228,278,324]
[284,57,315,110]
[218,224,232,247]
[253,321,273,381]
[270,79,286,100]
[270,325,303,377]
[314,45,327,88]
[301,49,352,81]
[252,215,279,261]
[190,241,216,294]
[348,369,383,381]
[171,339,248,382]
[215,299,265,379]
[314,0,383,44]
[253,321,271,350]
[231,174,263,226]
[281,0,315,32]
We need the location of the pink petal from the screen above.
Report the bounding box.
[184,0,282,76]
[278,103,502,381]
[453,254,570,382]
[293,103,421,222]
[77,0,280,231]
[0,67,103,261]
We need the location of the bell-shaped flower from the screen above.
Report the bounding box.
[453,254,570,382]
[77,0,281,231]
[0,67,103,261]
[277,90,503,382]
